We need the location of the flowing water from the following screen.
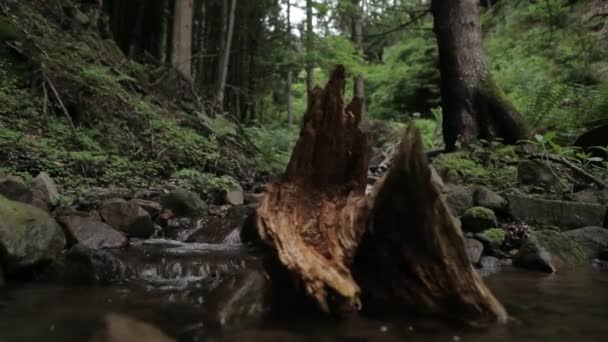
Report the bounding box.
[1,251,607,341]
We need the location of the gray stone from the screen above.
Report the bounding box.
[564,227,608,259]
[461,207,498,233]
[131,199,162,217]
[513,230,585,273]
[57,216,128,250]
[570,190,602,204]
[507,195,607,230]
[478,256,502,277]
[444,185,475,216]
[182,205,253,244]
[518,160,556,187]
[0,176,33,205]
[224,184,244,206]
[99,198,155,238]
[32,172,59,207]
[465,238,484,264]
[474,186,508,213]
[0,195,66,273]
[161,189,207,217]
[244,192,264,206]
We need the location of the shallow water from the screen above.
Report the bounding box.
[1,267,607,341]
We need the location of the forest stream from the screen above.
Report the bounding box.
[0,238,606,342]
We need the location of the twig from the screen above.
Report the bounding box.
[528,153,608,189]
[44,76,81,146]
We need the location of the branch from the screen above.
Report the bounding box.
[528,153,608,189]
[364,9,431,39]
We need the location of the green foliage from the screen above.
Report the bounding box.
[245,125,298,174]
[171,169,237,198]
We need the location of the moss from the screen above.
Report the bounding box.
[479,228,506,246]
[532,230,586,266]
[432,150,517,190]
[461,207,498,233]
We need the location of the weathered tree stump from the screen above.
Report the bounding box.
[256,66,507,326]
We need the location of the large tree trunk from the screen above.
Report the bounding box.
[171,0,194,79]
[351,0,366,117]
[215,0,237,113]
[255,66,507,325]
[431,0,527,151]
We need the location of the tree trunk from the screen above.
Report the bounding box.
[287,0,294,126]
[158,0,170,64]
[305,0,314,102]
[351,0,366,117]
[215,0,237,113]
[171,0,194,79]
[431,0,527,151]
[255,66,507,325]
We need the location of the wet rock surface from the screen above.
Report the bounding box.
[564,227,608,259]
[513,230,585,273]
[465,238,484,264]
[57,216,128,250]
[99,199,156,238]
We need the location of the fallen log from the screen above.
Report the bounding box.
[255,66,507,326]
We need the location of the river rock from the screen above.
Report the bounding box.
[92,314,176,342]
[465,238,484,264]
[0,176,33,205]
[513,230,585,273]
[32,172,59,207]
[99,198,155,238]
[224,184,245,206]
[444,185,475,216]
[564,227,608,259]
[461,207,498,233]
[518,160,556,187]
[176,205,252,244]
[474,186,508,213]
[507,195,607,230]
[57,216,128,249]
[477,256,502,277]
[161,189,207,217]
[131,199,162,217]
[46,244,131,284]
[0,195,66,273]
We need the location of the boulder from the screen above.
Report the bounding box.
[57,216,128,250]
[477,228,506,247]
[570,189,604,205]
[161,189,207,217]
[474,186,508,213]
[99,199,155,238]
[131,199,162,217]
[461,207,498,233]
[244,192,264,206]
[465,238,484,264]
[443,185,475,216]
[507,195,607,230]
[92,314,176,342]
[478,256,502,277]
[564,227,608,259]
[169,205,253,244]
[32,172,59,207]
[224,184,245,206]
[517,160,556,187]
[0,195,66,273]
[0,176,33,205]
[513,230,585,273]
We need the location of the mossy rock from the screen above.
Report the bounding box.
[479,228,506,246]
[514,230,585,273]
[0,195,66,273]
[461,207,498,233]
[161,189,208,217]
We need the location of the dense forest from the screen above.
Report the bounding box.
[0,0,608,341]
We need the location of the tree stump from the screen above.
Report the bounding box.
[256,66,507,326]
[257,66,369,313]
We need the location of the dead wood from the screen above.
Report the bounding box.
[256,66,507,326]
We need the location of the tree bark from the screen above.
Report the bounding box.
[431,0,527,151]
[351,0,366,117]
[158,0,170,64]
[255,66,507,325]
[215,0,237,113]
[171,0,194,79]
